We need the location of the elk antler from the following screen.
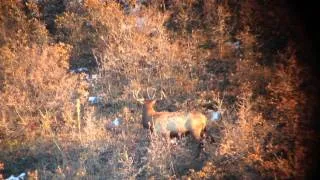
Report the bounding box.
[160,89,167,100]
[146,87,156,100]
[133,88,144,104]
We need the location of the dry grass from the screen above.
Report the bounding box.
[0,0,317,179]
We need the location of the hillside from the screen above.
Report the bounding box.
[0,0,319,179]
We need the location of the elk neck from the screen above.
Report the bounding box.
[143,103,156,116]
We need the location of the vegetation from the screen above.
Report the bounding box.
[0,0,318,179]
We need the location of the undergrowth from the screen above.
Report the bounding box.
[0,0,317,179]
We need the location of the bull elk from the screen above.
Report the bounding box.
[133,89,213,151]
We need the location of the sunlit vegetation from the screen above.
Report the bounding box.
[0,0,318,179]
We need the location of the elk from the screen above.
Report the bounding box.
[133,89,212,149]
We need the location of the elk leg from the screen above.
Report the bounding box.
[191,128,205,158]
[195,139,205,159]
[203,131,215,144]
[149,122,154,133]
[207,134,215,143]
[201,128,215,144]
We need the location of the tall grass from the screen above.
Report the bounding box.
[0,0,315,179]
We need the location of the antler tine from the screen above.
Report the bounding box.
[146,88,150,99]
[133,88,144,103]
[151,89,156,99]
[147,87,156,100]
[160,90,167,100]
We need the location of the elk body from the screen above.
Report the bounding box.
[142,100,208,141]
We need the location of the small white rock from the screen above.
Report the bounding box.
[6,172,26,180]
[112,118,121,127]
[209,111,221,121]
[88,96,101,104]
